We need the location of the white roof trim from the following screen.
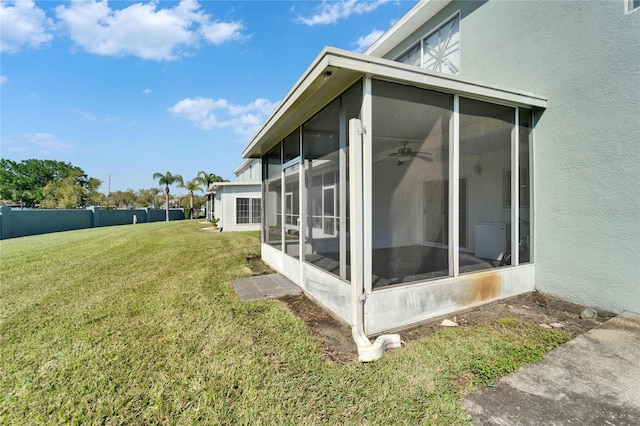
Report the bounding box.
[205,181,261,195]
[241,47,335,158]
[211,182,261,188]
[365,0,452,57]
[242,47,547,159]
[232,158,259,175]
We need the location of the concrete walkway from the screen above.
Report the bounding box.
[462,311,640,425]
[232,274,302,301]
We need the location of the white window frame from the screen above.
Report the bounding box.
[394,12,461,76]
[394,40,421,68]
[251,198,261,224]
[235,196,261,225]
[626,0,640,13]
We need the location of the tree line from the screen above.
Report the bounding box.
[0,159,226,217]
[152,171,226,220]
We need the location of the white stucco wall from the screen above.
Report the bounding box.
[234,159,261,183]
[261,243,352,324]
[214,184,261,232]
[386,1,639,313]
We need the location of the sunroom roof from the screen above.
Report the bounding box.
[242,47,547,159]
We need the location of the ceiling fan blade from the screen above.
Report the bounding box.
[415,154,434,162]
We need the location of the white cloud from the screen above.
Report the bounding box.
[200,20,245,45]
[354,29,384,52]
[1,133,77,156]
[0,75,8,85]
[296,0,390,26]
[143,88,153,95]
[168,97,276,137]
[69,107,120,124]
[55,0,245,61]
[0,0,53,53]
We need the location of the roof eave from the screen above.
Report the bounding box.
[232,158,259,175]
[242,47,343,159]
[242,47,547,159]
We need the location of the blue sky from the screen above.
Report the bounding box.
[1,0,415,194]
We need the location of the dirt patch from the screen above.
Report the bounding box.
[280,294,357,364]
[280,292,615,364]
[245,255,274,276]
[400,292,615,341]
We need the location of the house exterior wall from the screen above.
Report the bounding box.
[383,0,639,314]
[234,159,261,183]
[214,184,261,232]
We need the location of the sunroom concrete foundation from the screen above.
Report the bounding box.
[262,242,534,335]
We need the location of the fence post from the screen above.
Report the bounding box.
[0,206,13,239]
[87,206,101,228]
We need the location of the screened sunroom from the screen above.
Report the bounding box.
[242,48,546,357]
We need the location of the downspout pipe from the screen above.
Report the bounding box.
[351,295,402,362]
[349,117,401,362]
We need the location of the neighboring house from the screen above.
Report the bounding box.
[242,0,639,360]
[209,159,262,232]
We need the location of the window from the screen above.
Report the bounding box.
[396,42,421,67]
[251,198,261,223]
[395,14,460,75]
[236,197,261,224]
[626,0,640,13]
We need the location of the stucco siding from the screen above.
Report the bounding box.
[214,184,261,232]
[235,159,261,183]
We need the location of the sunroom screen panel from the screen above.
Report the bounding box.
[459,98,513,273]
[282,128,301,258]
[302,81,360,281]
[371,79,452,288]
[263,143,282,250]
[518,109,532,264]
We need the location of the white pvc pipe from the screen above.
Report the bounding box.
[349,116,401,362]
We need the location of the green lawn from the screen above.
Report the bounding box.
[0,221,568,424]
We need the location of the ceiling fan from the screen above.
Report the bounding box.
[382,142,434,166]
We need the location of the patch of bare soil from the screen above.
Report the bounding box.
[280,294,357,364]
[245,255,274,276]
[279,292,615,364]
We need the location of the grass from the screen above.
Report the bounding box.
[0,221,569,424]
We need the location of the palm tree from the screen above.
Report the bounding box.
[152,171,184,222]
[178,179,203,219]
[196,171,226,221]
